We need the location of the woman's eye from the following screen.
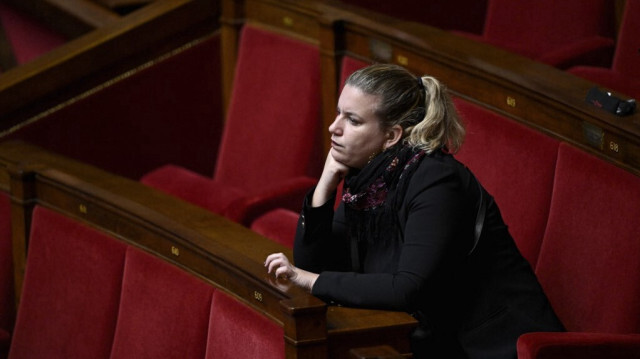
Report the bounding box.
[348,117,360,125]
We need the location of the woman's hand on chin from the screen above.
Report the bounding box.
[312,151,350,207]
[265,252,318,291]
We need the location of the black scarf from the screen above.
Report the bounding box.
[342,144,426,245]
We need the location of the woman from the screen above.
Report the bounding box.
[265,64,564,358]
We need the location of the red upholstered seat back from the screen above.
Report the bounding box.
[340,56,369,90]
[481,0,613,61]
[612,0,640,77]
[250,208,299,248]
[9,206,126,359]
[109,247,213,359]
[0,193,13,337]
[248,56,367,245]
[0,3,65,67]
[536,143,640,333]
[214,25,322,191]
[454,98,559,267]
[206,290,284,359]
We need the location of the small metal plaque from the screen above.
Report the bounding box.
[582,122,604,150]
[282,16,293,27]
[170,246,180,257]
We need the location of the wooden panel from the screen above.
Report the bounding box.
[3,0,121,37]
[0,0,219,131]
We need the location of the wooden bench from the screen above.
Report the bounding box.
[0,141,416,358]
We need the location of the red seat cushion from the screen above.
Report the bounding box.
[9,206,126,359]
[141,164,244,214]
[206,290,284,359]
[250,208,300,248]
[109,247,213,359]
[536,143,640,333]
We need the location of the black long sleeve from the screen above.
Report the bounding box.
[296,159,473,312]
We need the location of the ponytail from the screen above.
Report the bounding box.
[406,76,465,153]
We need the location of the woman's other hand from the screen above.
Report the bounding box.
[265,252,319,291]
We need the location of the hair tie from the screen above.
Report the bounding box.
[416,76,425,92]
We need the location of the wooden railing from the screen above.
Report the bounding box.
[0,140,416,358]
[0,0,219,131]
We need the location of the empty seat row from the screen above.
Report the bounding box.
[141,25,323,226]
[8,205,283,359]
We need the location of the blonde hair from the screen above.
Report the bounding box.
[345,64,465,153]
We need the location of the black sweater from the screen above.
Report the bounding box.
[294,151,564,359]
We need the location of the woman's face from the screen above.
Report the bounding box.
[330,85,390,169]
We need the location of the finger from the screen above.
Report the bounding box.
[264,252,284,267]
[266,259,282,274]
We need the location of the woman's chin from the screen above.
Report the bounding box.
[330,150,349,166]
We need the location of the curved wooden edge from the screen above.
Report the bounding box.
[0,0,219,128]
[0,140,327,352]
[0,140,418,358]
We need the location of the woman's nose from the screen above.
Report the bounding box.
[329,117,342,134]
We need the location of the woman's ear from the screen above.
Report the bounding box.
[383,124,403,150]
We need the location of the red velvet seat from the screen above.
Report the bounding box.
[0,193,12,359]
[453,0,615,69]
[0,3,66,70]
[109,247,213,359]
[9,206,127,359]
[206,290,284,359]
[141,25,322,225]
[454,98,559,267]
[249,56,368,245]
[518,143,640,358]
[250,208,300,248]
[569,0,640,99]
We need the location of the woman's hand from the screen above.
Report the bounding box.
[312,151,350,207]
[265,252,319,291]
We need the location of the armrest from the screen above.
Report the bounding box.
[517,332,640,359]
[224,176,317,226]
[538,36,614,69]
